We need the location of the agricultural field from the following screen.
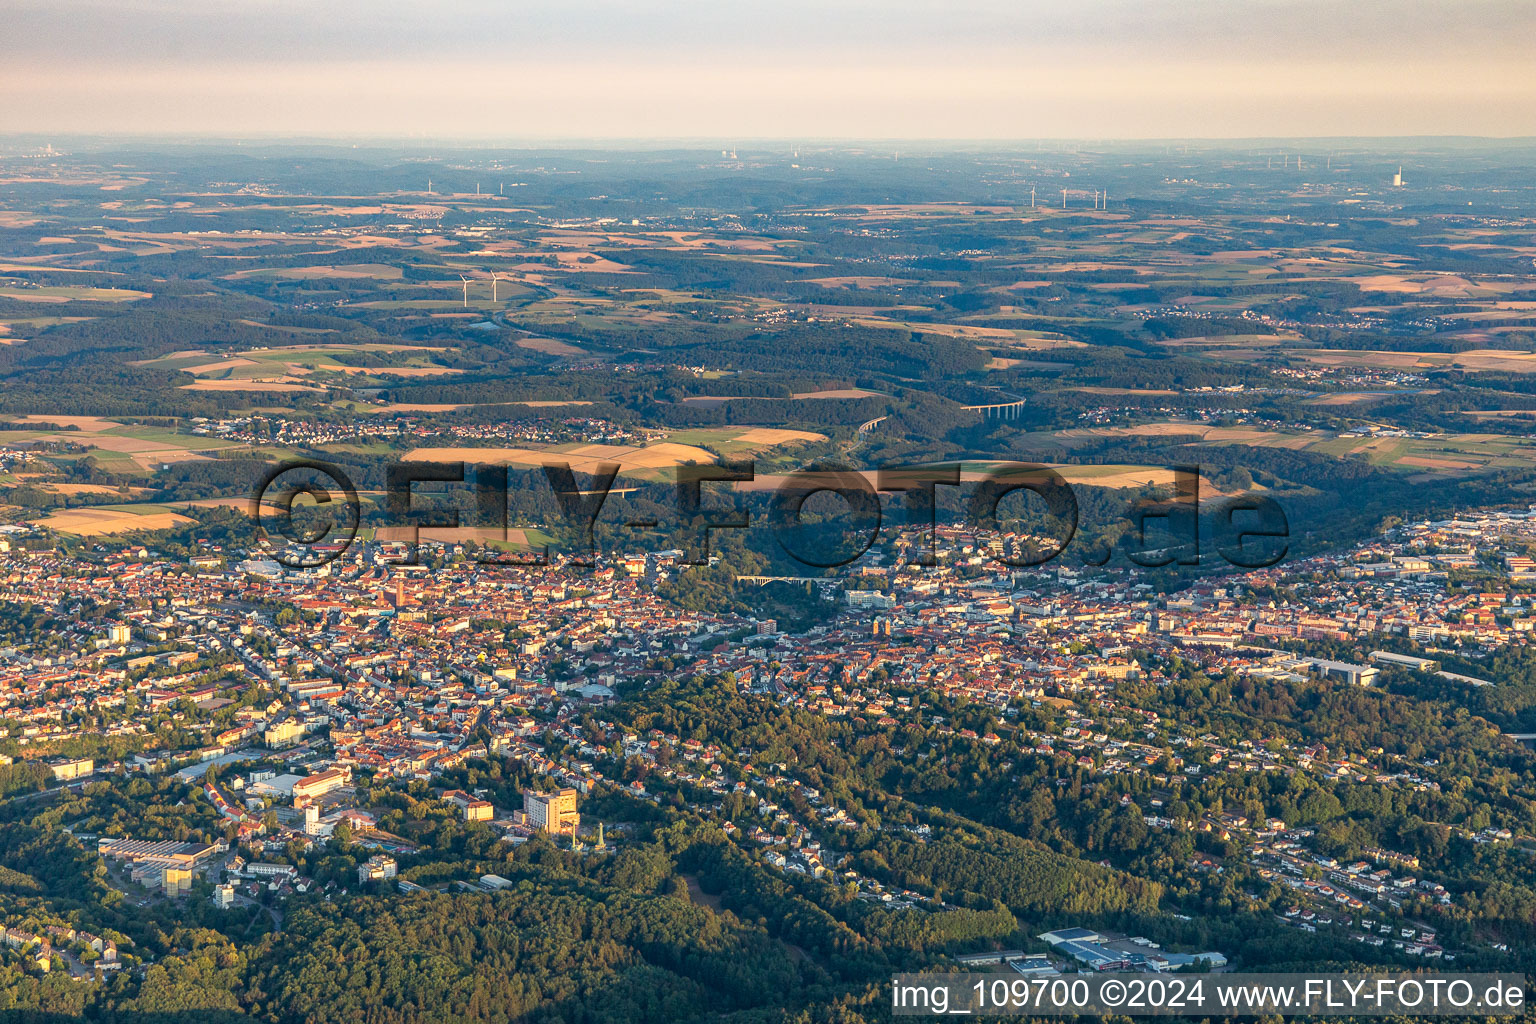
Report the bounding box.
[0,142,1532,551]
[402,426,826,480]
[1040,421,1536,477]
[133,343,462,389]
[36,503,195,536]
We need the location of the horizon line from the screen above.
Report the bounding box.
[5,133,1536,147]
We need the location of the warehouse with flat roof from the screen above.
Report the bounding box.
[99,838,215,869]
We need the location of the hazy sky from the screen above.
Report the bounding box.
[4,0,1534,138]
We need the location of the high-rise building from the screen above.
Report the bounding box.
[263,719,307,749]
[48,757,93,781]
[162,866,193,898]
[524,788,580,835]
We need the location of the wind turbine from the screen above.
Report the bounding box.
[459,274,469,308]
[1061,188,1067,209]
[490,271,500,303]
[1030,186,1036,209]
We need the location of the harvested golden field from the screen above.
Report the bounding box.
[72,434,182,454]
[184,358,259,375]
[403,447,554,467]
[1351,273,1505,297]
[1298,349,1536,374]
[1053,423,1249,442]
[38,483,148,497]
[309,365,463,377]
[402,440,717,474]
[0,285,151,303]
[570,442,716,468]
[522,250,635,274]
[1460,409,1536,421]
[515,337,586,357]
[376,526,531,545]
[1067,387,1179,396]
[366,400,593,413]
[790,389,880,400]
[1396,456,1481,470]
[180,380,324,392]
[1152,335,1291,348]
[1051,466,1197,489]
[801,276,918,287]
[38,508,194,536]
[1447,351,1536,373]
[1310,392,1382,406]
[733,428,827,444]
[902,322,1022,339]
[739,463,1225,494]
[229,263,404,281]
[11,415,126,431]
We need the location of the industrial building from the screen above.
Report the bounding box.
[99,838,216,870]
[1369,650,1441,673]
[1038,929,1227,972]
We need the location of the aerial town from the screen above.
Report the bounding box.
[2,501,1534,980]
[2,124,1536,1018]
